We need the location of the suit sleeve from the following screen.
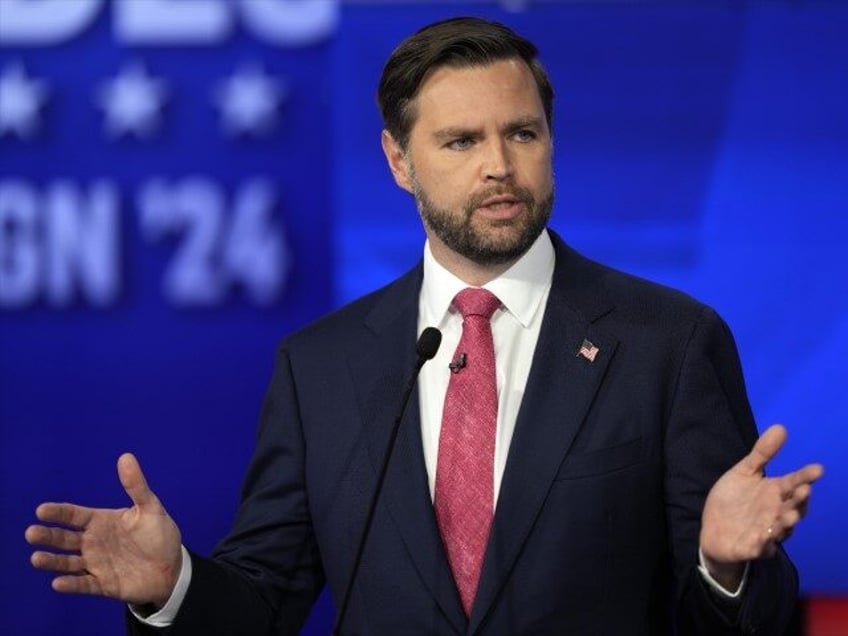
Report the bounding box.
[665,306,798,635]
[127,345,325,636]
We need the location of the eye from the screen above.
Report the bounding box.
[447,136,474,151]
[513,129,537,142]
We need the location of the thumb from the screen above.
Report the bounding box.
[743,424,788,474]
[117,453,157,509]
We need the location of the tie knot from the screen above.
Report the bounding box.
[453,288,501,320]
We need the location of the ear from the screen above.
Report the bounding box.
[381,130,413,194]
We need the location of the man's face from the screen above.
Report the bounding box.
[384,59,554,270]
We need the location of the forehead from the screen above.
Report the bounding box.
[411,59,545,133]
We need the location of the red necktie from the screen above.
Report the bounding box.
[435,287,501,616]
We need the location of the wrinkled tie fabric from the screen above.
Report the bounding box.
[435,287,501,617]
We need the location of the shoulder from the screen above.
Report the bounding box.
[280,262,423,357]
[550,232,717,331]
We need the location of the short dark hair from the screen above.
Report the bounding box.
[377,17,554,149]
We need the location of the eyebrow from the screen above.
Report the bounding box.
[432,116,545,142]
[432,126,480,143]
[503,116,544,134]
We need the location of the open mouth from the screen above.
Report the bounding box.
[475,195,524,219]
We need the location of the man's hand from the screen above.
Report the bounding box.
[25,453,183,609]
[700,424,823,590]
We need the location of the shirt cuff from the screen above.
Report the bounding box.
[128,545,192,627]
[697,547,749,599]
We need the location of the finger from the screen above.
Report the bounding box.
[743,424,787,474]
[52,574,102,596]
[35,503,94,530]
[117,453,156,509]
[25,525,82,552]
[799,462,824,483]
[759,524,785,557]
[778,463,825,497]
[774,483,814,527]
[31,551,86,574]
[774,509,802,541]
[782,482,812,508]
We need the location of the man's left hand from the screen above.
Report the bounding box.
[699,424,823,590]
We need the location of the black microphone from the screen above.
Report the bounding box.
[333,327,441,636]
[416,326,442,363]
[448,352,467,373]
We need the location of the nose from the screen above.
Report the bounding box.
[481,139,513,182]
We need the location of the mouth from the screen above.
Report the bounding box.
[474,195,525,220]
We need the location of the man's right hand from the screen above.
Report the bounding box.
[25,453,183,609]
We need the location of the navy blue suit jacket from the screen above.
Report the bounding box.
[130,232,797,635]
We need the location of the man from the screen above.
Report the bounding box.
[27,17,822,635]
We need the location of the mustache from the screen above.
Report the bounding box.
[466,186,535,212]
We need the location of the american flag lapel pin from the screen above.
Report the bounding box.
[577,338,599,363]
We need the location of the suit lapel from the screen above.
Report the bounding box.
[468,236,619,634]
[347,266,466,634]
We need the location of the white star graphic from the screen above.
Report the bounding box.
[215,64,288,136]
[0,62,49,139]
[97,61,167,139]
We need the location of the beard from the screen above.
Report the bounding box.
[411,178,554,267]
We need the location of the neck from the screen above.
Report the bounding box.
[428,240,518,287]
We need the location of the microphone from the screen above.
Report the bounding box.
[416,326,442,362]
[333,327,442,635]
[448,352,467,373]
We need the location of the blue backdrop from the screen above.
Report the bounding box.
[1,2,845,634]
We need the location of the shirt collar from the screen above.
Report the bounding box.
[420,229,555,329]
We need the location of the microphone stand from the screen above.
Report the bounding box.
[332,327,441,636]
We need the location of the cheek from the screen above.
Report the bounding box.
[423,169,475,208]
[521,157,554,195]
[541,168,554,192]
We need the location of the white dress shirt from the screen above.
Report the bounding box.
[417,230,555,505]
